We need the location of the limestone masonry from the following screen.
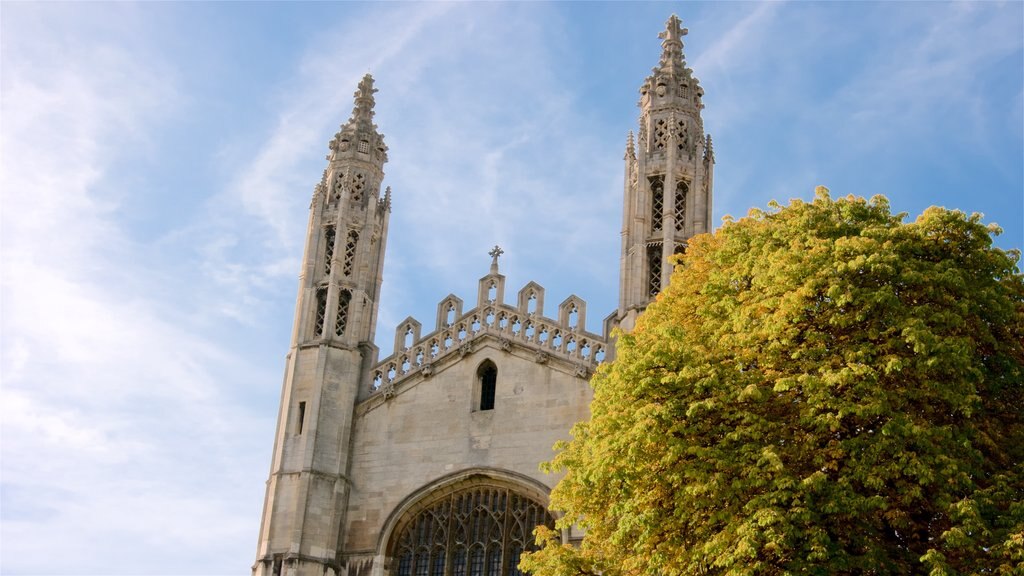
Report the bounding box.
[254,15,714,576]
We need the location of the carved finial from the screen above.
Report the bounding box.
[329,74,386,156]
[351,73,377,128]
[704,134,714,163]
[625,131,636,159]
[488,245,504,274]
[657,14,688,76]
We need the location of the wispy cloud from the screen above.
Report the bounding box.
[1,5,271,573]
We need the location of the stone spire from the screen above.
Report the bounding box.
[329,73,388,162]
[656,14,688,76]
[255,75,394,576]
[614,14,714,334]
[349,73,377,132]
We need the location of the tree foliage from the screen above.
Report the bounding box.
[522,192,1024,575]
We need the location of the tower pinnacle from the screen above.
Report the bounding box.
[350,73,377,131]
[328,73,388,162]
[656,14,688,76]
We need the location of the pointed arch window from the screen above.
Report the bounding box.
[390,485,554,576]
[343,230,359,276]
[477,361,497,411]
[313,288,327,337]
[335,290,351,337]
[647,245,662,297]
[650,176,664,233]
[323,226,336,277]
[674,181,687,232]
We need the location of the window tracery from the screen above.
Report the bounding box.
[344,230,359,276]
[320,227,337,277]
[335,290,351,337]
[674,181,687,232]
[647,245,662,297]
[653,118,668,150]
[392,485,553,576]
[314,288,327,337]
[650,176,664,233]
[350,173,366,204]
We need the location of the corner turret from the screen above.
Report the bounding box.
[614,15,715,333]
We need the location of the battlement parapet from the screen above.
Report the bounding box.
[367,271,609,396]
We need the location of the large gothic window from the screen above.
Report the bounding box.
[391,485,554,576]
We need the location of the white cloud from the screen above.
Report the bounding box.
[1,6,271,573]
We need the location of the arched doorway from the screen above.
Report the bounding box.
[387,479,554,576]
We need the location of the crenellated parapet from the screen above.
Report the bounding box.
[366,252,609,400]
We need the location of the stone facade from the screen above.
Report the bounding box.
[254,15,713,576]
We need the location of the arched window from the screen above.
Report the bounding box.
[313,288,327,337]
[390,484,554,576]
[323,226,336,277]
[650,176,664,232]
[477,361,497,411]
[674,181,687,232]
[335,290,351,337]
[647,245,662,297]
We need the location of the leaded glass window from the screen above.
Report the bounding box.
[391,485,553,576]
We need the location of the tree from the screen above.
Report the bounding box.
[522,191,1024,576]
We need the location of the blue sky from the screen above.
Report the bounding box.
[1,2,1021,574]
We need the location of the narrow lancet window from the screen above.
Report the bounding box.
[343,230,359,276]
[297,401,306,435]
[478,361,497,411]
[650,176,664,232]
[674,181,687,232]
[335,290,351,337]
[323,226,336,277]
[314,288,327,336]
[648,246,662,297]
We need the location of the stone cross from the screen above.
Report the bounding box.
[488,245,504,273]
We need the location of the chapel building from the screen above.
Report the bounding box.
[253,15,714,576]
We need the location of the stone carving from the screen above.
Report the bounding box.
[535,352,549,364]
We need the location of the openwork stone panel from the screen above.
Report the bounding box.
[370,280,608,394]
[391,486,553,576]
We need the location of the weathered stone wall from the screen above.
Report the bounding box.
[343,337,594,561]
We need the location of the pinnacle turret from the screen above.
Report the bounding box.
[656,14,688,76]
[349,74,377,131]
[328,73,388,162]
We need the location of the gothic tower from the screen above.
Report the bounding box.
[253,74,392,576]
[616,15,714,332]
